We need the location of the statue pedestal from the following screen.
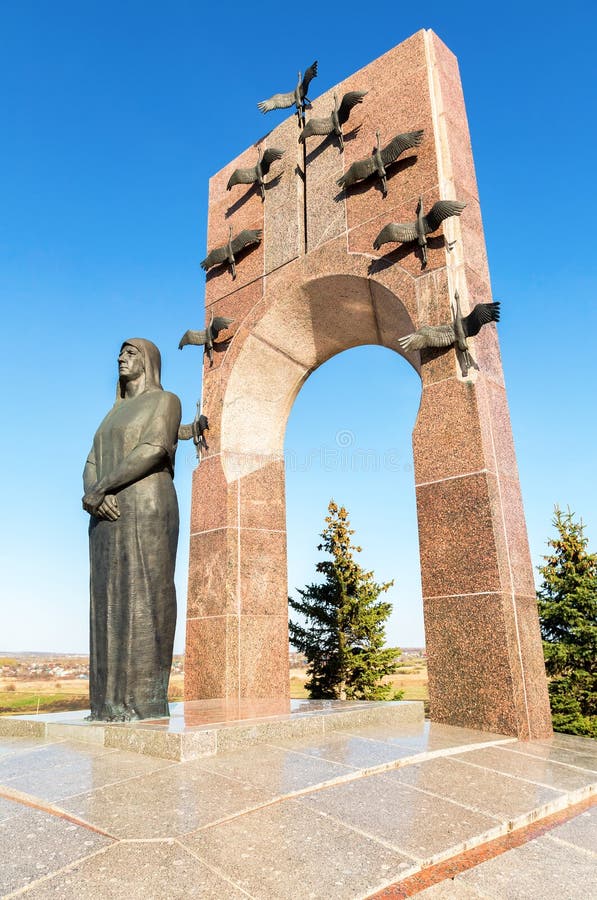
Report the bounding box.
[0,699,424,761]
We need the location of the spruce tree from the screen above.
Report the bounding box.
[537,506,597,737]
[289,500,400,700]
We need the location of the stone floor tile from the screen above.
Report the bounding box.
[417,881,487,897]
[0,738,54,758]
[0,804,112,896]
[0,796,25,823]
[0,742,116,783]
[502,740,597,773]
[195,743,354,792]
[547,805,597,853]
[458,833,597,899]
[267,731,421,769]
[452,746,597,793]
[386,756,560,820]
[2,747,172,803]
[183,798,415,900]
[299,772,499,863]
[336,721,510,755]
[546,732,597,754]
[60,763,276,839]
[19,840,249,899]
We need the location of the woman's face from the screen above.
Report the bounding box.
[118,344,144,382]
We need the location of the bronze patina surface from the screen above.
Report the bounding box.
[82,339,181,721]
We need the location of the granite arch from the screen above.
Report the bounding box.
[184,30,552,739]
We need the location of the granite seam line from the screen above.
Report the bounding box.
[0,784,118,839]
[415,468,493,488]
[236,477,241,705]
[173,837,258,898]
[345,180,441,240]
[0,739,72,761]
[364,793,597,900]
[448,754,597,794]
[247,740,360,771]
[3,843,120,900]
[36,756,181,804]
[0,743,124,780]
[293,796,424,862]
[479,357,532,737]
[500,746,597,775]
[190,526,287,538]
[424,30,451,264]
[368,277,385,347]
[247,331,309,370]
[263,736,517,770]
[423,590,502,600]
[374,772,504,822]
[204,272,263,305]
[541,832,597,858]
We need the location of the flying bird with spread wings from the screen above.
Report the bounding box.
[178,401,209,459]
[337,129,424,196]
[299,90,367,152]
[227,147,285,201]
[257,61,318,124]
[399,291,500,376]
[373,196,466,266]
[200,225,262,280]
[179,312,235,366]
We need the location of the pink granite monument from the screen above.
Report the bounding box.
[184,30,553,740]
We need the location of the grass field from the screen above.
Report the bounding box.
[289,659,429,701]
[0,661,427,715]
[0,674,186,716]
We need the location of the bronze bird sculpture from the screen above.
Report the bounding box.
[179,311,235,366]
[399,291,500,376]
[257,61,318,124]
[337,129,424,196]
[200,225,262,279]
[178,402,209,459]
[299,90,368,152]
[227,147,285,201]
[373,196,466,266]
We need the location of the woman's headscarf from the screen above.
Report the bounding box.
[116,338,163,402]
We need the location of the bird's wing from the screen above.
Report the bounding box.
[337,155,376,187]
[198,414,209,433]
[227,167,257,189]
[462,302,501,337]
[260,148,285,175]
[178,423,195,441]
[257,91,295,113]
[179,329,207,349]
[200,245,229,270]
[423,200,467,234]
[337,90,368,125]
[230,229,263,254]
[380,130,424,166]
[300,116,334,140]
[373,221,418,249]
[399,324,456,351]
[211,316,235,339]
[300,61,318,97]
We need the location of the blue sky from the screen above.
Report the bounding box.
[1,1,595,653]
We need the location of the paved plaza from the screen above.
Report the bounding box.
[0,716,595,898]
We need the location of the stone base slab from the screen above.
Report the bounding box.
[0,698,424,762]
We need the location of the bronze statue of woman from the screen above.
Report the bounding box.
[82,338,181,721]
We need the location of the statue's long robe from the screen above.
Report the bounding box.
[87,389,181,720]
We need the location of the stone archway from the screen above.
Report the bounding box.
[184,30,552,739]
